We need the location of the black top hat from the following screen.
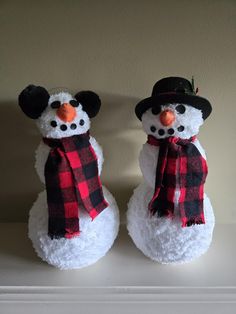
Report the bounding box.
[135,77,212,120]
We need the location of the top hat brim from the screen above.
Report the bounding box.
[135,93,212,120]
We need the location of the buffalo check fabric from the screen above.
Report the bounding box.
[147,135,208,227]
[43,133,108,239]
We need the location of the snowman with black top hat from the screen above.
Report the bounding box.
[127,77,215,264]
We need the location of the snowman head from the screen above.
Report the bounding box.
[135,77,212,139]
[18,85,101,138]
[141,103,204,139]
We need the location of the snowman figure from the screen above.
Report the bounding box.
[127,77,215,264]
[18,85,119,269]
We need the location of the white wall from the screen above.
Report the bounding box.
[0,0,235,222]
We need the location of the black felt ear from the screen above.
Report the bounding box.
[74,91,101,118]
[18,84,50,119]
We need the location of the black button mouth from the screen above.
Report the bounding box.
[60,124,67,131]
[158,129,165,136]
[168,128,175,135]
[70,123,77,130]
[177,125,185,132]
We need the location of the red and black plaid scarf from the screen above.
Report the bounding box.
[147,135,208,227]
[43,133,108,239]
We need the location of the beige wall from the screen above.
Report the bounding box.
[0,0,235,223]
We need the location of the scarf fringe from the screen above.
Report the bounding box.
[154,209,174,219]
[181,216,205,228]
[151,209,205,227]
[49,231,81,240]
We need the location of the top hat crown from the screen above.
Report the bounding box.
[152,77,195,96]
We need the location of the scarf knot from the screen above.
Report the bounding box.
[147,134,207,227]
[43,133,108,239]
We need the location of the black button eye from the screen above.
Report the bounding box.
[50,101,61,109]
[152,107,161,115]
[176,104,186,114]
[69,100,79,107]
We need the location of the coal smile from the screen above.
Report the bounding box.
[150,125,185,136]
[50,119,85,131]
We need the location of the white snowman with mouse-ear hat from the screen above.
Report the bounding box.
[18,85,119,269]
[127,77,215,264]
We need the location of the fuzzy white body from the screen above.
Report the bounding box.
[127,105,215,263]
[30,137,119,269]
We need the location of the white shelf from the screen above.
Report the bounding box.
[0,223,236,313]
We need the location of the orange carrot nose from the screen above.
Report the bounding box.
[56,103,76,122]
[159,109,175,126]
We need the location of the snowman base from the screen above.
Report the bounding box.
[127,182,215,264]
[29,186,119,269]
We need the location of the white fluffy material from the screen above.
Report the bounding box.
[127,103,215,263]
[29,186,119,269]
[36,92,91,139]
[127,182,215,264]
[35,141,50,184]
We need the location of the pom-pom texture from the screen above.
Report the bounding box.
[127,182,215,264]
[29,187,119,269]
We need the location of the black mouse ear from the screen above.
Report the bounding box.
[18,85,50,119]
[74,91,101,118]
